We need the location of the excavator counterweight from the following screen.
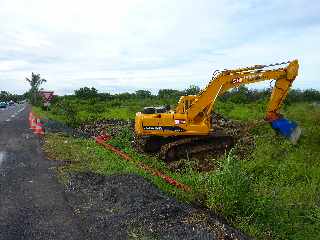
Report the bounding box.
[134,60,301,161]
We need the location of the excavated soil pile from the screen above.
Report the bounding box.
[166,114,255,172]
[64,172,251,240]
[44,119,90,138]
[76,119,134,137]
[211,113,255,160]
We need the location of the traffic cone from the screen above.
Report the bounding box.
[29,112,33,126]
[29,112,33,122]
[34,118,45,136]
[30,116,37,130]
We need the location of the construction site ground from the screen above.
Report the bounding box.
[44,115,253,239]
[0,105,251,239]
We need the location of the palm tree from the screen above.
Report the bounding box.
[25,72,47,104]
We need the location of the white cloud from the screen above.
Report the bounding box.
[0,0,319,95]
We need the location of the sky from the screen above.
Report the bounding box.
[0,0,319,95]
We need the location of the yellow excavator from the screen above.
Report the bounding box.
[134,60,301,160]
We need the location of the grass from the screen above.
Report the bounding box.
[33,106,67,123]
[43,132,194,202]
[39,101,320,240]
[33,97,177,126]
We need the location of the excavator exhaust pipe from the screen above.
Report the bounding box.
[271,118,301,144]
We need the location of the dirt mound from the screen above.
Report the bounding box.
[64,172,251,240]
[76,119,133,137]
[211,113,256,160]
[164,114,255,171]
[44,119,90,138]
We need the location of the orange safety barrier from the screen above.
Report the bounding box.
[30,115,37,130]
[95,134,191,192]
[29,112,45,136]
[28,112,33,122]
[34,118,45,136]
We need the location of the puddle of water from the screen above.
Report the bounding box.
[0,151,5,166]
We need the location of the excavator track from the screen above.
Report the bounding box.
[159,134,234,162]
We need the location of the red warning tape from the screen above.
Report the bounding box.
[95,134,191,192]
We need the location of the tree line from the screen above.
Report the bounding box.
[0,91,26,103]
[2,72,320,105]
[72,85,320,104]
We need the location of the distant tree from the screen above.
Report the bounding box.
[183,85,200,95]
[228,85,250,103]
[98,92,112,101]
[285,89,302,104]
[0,91,25,102]
[158,89,182,99]
[74,87,98,99]
[115,92,135,100]
[0,91,11,102]
[135,90,152,98]
[303,89,320,102]
[25,72,47,105]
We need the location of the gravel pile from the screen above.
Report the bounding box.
[64,172,251,240]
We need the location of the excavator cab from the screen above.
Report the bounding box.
[142,105,170,114]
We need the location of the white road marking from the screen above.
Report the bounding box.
[0,151,5,167]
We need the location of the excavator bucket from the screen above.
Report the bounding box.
[271,118,301,144]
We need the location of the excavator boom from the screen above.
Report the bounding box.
[181,60,299,122]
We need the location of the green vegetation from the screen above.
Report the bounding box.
[0,91,25,102]
[43,132,193,202]
[38,87,320,239]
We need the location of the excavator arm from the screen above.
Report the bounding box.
[184,60,299,121]
[180,60,300,143]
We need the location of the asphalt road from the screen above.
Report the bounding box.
[0,104,85,240]
[0,104,26,122]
